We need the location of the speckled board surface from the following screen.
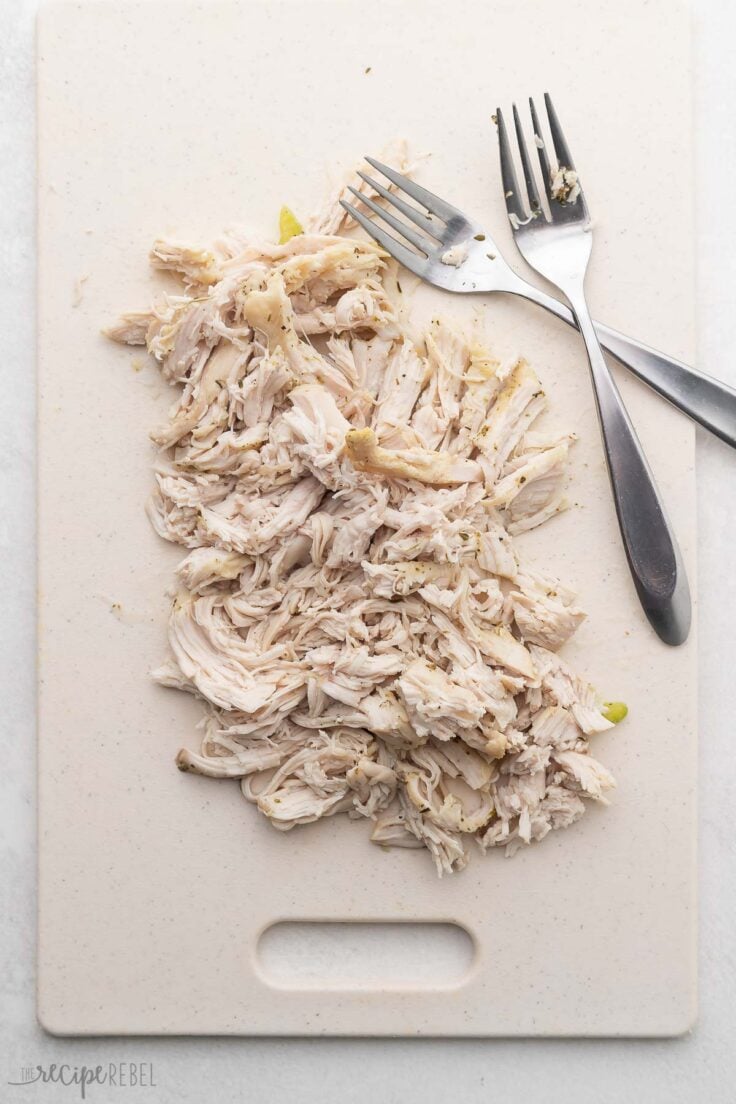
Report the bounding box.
[37,0,697,1035]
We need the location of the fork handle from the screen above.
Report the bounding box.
[563,287,691,646]
[523,284,736,449]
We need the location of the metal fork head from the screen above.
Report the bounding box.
[496,94,592,291]
[339,159,517,294]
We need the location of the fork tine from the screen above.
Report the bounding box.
[529,96,553,199]
[363,156,465,225]
[356,170,445,241]
[346,186,433,255]
[544,92,575,169]
[495,106,528,220]
[339,199,428,277]
[512,103,542,215]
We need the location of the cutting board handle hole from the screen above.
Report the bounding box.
[256,921,475,990]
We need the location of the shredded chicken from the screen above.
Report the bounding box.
[440,240,470,267]
[108,154,622,875]
[549,165,581,205]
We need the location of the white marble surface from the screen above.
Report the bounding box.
[2,0,735,1099]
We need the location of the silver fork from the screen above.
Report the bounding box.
[340,135,691,644]
[339,160,736,453]
[493,94,689,644]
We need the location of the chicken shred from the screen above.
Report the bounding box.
[108,155,621,875]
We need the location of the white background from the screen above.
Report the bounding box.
[2,0,735,1100]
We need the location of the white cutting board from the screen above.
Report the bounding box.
[37,0,697,1035]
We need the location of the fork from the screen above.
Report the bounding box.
[340,161,736,452]
[491,94,689,644]
[340,131,692,645]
